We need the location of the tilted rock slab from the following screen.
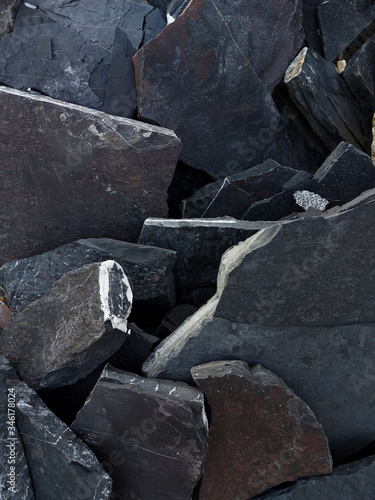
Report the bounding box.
[0,355,112,500]
[0,87,181,264]
[144,190,375,458]
[192,361,332,500]
[0,238,176,314]
[133,0,279,179]
[0,261,132,390]
[72,365,208,500]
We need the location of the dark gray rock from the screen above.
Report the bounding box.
[71,365,208,500]
[0,261,133,390]
[183,160,301,219]
[317,0,375,62]
[192,361,332,500]
[139,218,278,306]
[0,87,181,265]
[0,354,112,499]
[0,0,20,38]
[0,238,176,315]
[302,0,324,54]
[0,23,111,109]
[155,304,197,338]
[143,8,167,45]
[285,47,367,152]
[148,0,171,19]
[133,0,279,179]
[259,456,375,499]
[143,191,375,457]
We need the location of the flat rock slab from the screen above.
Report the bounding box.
[285,47,367,152]
[192,361,332,500]
[133,0,279,179]
[144,191,375,457]
[0,355,112,500]
[0,238,176,314]
[259,456,375,499]
[0,261,133,390]
[0,87,181,264]
[72,365,208,500]
[139,218,278,306]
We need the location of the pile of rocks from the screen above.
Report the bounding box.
[1,0,375,499]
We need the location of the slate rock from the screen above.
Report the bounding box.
[155,304,197,339]
[302,0,324,54]
[192,361,332,500]
[0,23,111,109]
[0,87,181,264]
[0,355,112,499]
[72,365,208,500]
[183,160,301,219]
[0,238,176,315]
[285,47,367,152]
[143,8,167,45]
[0,0,20,38]
[0,261,133,390]
[318,0,375,62]
[144,191,375,457]
[148,0,172,19]
[133,0,279,179]
[259,456,375,499]
[139,217,278,306]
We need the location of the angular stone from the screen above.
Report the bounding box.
[71,365,208,500]
[0,238,176,315]
[293,191,329,211]
[0,261,132,390]
[302,0,324,54]
[183,160,301,219]
[0,23,111,109]
[192,361,332,500]
[317,0,375,62]
[285,47,367,152]
[259,456,375,499]
[0,0,20,38]
[139,218,278,306]
[143,8,167,45]
[143,191,375,457]
[155,304,197,338]
[0,87,181,264]
[133,0,279,179]
[0,356,112,499]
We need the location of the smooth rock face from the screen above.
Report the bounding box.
[72,365,208,500]
[134,0,279,179]
[0,238,176,314]
[0,0,20,38]
[143,191,375,457]
[0,87,181,264]
[183,160,301,219]
[0,355,112,500]
[139,218,279,306]
[0,261,133,390]
[259,456,375,499]
[192,361,332,500]
[285,47,367,152]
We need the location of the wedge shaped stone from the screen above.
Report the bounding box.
[192,361,332,500]
[133,0,279,178]
[72,365,208,500]
[0,261,133,390]
[0,87,181,264]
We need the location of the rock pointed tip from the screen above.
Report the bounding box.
[284,47,308,83]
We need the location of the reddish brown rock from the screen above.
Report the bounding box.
[191,361,332,500]
[0,286,12,330]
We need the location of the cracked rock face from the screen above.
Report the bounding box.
[0,261,133,390]
[0,355,112,500]
[192,361,332,500]
[72,365,208,500]
[0,86,181,264]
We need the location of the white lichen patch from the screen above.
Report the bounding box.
[294,190,329,211]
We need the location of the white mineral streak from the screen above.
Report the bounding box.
[284,47,308,83]
[293,190,329,211]
[166,14,175,24]
[372,113,375,166]
[99,260,133,333]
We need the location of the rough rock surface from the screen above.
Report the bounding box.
[259,456,375,499]
[139,217,278,306]
[72,365,208,500]
[0,86,181,265]
[0,355,112,499]
[133,0,279,179]
[0,0,20,38]
[192,361,332,500]
[0,261,133,390]
[143,190,375,458]
[0,238,176,314]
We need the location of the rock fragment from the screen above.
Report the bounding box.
[293,191,329,211]
[0,0,20,38]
